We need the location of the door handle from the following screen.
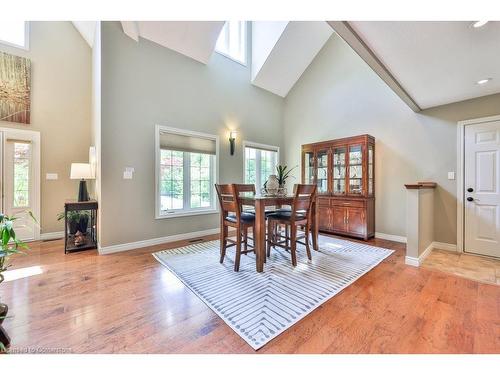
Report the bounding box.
[466,197,474,202]
[467,188,474,193]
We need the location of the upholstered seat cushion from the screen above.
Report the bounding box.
[226,212,256,223]
[243,209,278,216]
[266,211,306,221]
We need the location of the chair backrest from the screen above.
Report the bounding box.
[233,184,256,194]
[291,184,317,220]
[215,184,240,218]
[233,184,255,213]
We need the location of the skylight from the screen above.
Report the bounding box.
[0,21,29,49]
[215,21,247,65]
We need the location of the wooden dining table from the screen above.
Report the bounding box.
[238,193,319,272]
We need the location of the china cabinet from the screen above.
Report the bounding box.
[301,134,375,240]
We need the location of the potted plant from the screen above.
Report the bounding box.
[0,211,37,352]
[275,165,297,189]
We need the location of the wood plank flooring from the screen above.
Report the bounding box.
[1,235,499,353]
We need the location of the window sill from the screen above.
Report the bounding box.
[156,209,218,220]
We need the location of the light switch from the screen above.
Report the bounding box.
[46,173,58,180]
[448,172,455,180]
[123,167,134,180]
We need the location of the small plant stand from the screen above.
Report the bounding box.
[64,200,98,254]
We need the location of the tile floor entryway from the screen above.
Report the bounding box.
[422,248,500,285]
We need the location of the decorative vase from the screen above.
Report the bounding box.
[0,303,10,350]
[78,216,89,234]
[266,175,279,195]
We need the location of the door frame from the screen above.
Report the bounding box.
[456,114,500,253]
[0,126,41,241]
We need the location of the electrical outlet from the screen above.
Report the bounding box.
[448,171,455,180]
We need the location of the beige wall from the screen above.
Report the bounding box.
[0,21,92,234]
[100,22,284,247]
[283,34,500,244]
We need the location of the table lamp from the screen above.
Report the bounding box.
[70,163,94,201]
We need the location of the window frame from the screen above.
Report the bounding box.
[155,125,219,219]
[215,21,247,66]
[0,21,30,51]
[243,141,280,191]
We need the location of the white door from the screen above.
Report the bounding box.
[1,129,40,241]
[464,120,500,258]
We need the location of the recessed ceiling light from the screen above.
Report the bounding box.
[477,78,492,85]
[472,21,489,28]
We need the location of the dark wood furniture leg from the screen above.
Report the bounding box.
[254,200,265,272]
[312,200,319,250]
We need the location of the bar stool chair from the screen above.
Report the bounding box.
[266,184,317,266]
[215,184,255,272]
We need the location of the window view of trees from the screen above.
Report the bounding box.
[244,146,278,190]
[160,149,214,212]
[13,142,30,208]
[160,150,184,211]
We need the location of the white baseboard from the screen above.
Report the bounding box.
[40,231,65,241]
[432,241,457,252]
[99,228,220,255]
[405,241,457,267]
[375,232,407,243]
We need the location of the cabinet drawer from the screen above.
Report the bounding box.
[317,197,331,207]
[332,199,365,208]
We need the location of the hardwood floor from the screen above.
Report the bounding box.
[1,235,499,353]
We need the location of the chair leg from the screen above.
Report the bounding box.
[290,224,297,267]
[234,226,242,272]
[305,223,312,261]
[267,219,273,258]
[285,225,290,251]
[220,224,228,263]
[243,228,248,252]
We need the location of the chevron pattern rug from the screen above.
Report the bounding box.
[153,236,393,350]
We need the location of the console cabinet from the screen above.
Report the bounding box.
[302,134,375,240]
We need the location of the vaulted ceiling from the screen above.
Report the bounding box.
[331,21,500,110]
[72,21,500,110]
[120,21,225,64]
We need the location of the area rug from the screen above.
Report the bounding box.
[153,236,393,350]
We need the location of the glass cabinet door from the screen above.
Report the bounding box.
[332,147,346,194]
[316,150,329,193]
[368,144,374,195]
[303,151,315,185]
[348,144,363,195]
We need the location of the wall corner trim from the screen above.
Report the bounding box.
[405,241,458,267]
[98,228,220,255]
[375,232,407,243]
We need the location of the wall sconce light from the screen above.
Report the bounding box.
[229,131,237,156]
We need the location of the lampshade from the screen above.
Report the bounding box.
[70,163,94,180]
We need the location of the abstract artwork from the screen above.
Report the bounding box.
[0,51,31,124]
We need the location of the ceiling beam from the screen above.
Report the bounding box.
[327,21,421,112]
[121,21,139,42]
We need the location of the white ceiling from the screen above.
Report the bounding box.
[349,21,500,109]
[251,21,333,97]
[72,21,97,47]
[121,21,225,64]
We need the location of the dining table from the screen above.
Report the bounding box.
[238,193,319,272]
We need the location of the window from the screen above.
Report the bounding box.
[215,21,247,65]
[13,142,31,208]
[244,142,279,191]
[156,126,218,218]
[0,21,29,49]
